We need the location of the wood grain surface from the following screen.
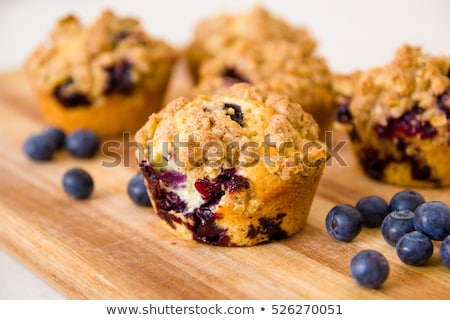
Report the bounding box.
[0,68,449,300]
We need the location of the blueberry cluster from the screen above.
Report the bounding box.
[23,127,66,161]
[24,127,99,199]
[325,190,450,289]
[24,127,99,161]
[24,126,152,206]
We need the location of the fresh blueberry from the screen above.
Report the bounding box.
[396,231,433,266]
[413,201,450,241]
[389,190,425,211]
[356,195,390,228]
[65,129,100,158]
[325,204,363,242]
[381,210,416,246]
[350,249,390,289]
[42,127,66,150]
[335,99,353,124]
[23,134,56,161]
[62,168,94,200]
[440,235,450,268]
[127,173,151,207]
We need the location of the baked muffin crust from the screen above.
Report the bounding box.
[25,10,177,136]
[136,84,327,246]
[336,45,450,187]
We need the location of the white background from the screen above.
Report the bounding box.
[0,0,449,72]
[0,0,448,299]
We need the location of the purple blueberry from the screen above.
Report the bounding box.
[437,89,450,118]
[103,60,134,95]
[220,67,250,86]
[127,173,151,207]
[356,195,390,228]
[65,129,100,158]
[217,168,250,192]
[23,134,56,161]
[194,168,249,206]
[141,162,250,246]
[62,168,94,200]
[335,99,353,124]
[159,170,186,189]
[419,122,438,139]
[389,190,425,212]
[325,204,363,242]
[223,103,244,127]
[381,210,416,246]
[440,235,450,268]
[42,126,66,150]
[396,231,433,266]
[413,201,450,241]
[141,162,187,228]
[375,107,437,140]
[194,179,224,206]
[246,213,287,241]
[350,249,390,289]
[53,78,90,107]
[191,206,230,246]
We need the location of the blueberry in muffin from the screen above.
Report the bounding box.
[135,84,327,246]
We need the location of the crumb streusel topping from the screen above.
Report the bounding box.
[26,10,176,105]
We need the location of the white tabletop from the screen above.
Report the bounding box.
[0,0,449,299]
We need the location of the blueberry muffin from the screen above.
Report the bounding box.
[336,45,450,187]
[25,10,177,137]
[185,6,316,81]
[135,83,327,246]
[194,41,336,132]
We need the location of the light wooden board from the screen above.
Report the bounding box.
[0,69,449,299]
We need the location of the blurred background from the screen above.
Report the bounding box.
[0,0,448,299]
[0,0,449,72]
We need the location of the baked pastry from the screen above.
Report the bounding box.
[25,10,177,137]
[185,6,316,81]
[332,71,362,107]
[135,83,327,246]
[194,41,336,131]
[336,45,450,187]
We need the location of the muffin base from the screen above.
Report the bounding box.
[143,161,324,247]
[33,85,168,137]
[350,140,450,188]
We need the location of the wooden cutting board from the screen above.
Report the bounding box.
[0,68,449,300]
